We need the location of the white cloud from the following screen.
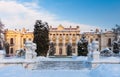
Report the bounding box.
[0,0,100,32]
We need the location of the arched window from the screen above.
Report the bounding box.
[108,38,111,46]
[10,38,14,44]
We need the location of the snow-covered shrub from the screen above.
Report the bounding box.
[90,64,120,77]
[100,48,113,57]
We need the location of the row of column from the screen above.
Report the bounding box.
[54,35,80,55]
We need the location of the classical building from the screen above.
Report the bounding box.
[4,28,33,56]
[49,25,80,55]
[4,25,116,56]
[84,30,115,51]
[100,31,115,51]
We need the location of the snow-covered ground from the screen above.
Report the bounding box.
[0,64,120,77]
[0,56,120,77]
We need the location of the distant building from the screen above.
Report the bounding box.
[84,31,115,51]
[100,31,115,51]
[4,25,115,56]
[4,28,33,56]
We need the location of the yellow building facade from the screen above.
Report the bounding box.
[4,28,33,56]
[4,25,115,56]
[49,25,80,55]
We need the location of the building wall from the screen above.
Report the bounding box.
[4,26,116,56]
[84,33,101,50]
[4,28,33,56]
[49,25,80,55]
[100,31,115,51]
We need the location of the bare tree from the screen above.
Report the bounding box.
[0,20,4,50]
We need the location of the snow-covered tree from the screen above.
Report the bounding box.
[100,48,113,56]
[112,24,120,54]
[0,20,4,50]
[49,41,55,56]
[0,20,4,37]
[77,34,88,56]
[33,20,49,56]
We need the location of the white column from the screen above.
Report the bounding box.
[70,35,72,44]
[76,35,80,55]
[62,35,66,55]
[49,34,52,41]
[75,35,79,55]
[55,35,59,55]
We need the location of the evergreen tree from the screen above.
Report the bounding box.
[49,41,55,56]
[77,34,88,56]
[33,20,49,56]
[112,24,120,54]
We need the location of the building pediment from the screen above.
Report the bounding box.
[57,24,64,31]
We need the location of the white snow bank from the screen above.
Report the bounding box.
[31,70,89,77]
[92,57,120,63]
[36,56,52,61]
[0,58,38,63]
[102,57,120,62]
[73,56,87,61]
[0,64,120,77]
[90,64,120,77]
[0,50,5,54]
[0,65,30,77]
[0,65,89,77]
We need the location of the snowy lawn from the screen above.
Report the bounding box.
[0,64,120,77]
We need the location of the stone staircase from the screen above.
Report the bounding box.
[37,61,87,70]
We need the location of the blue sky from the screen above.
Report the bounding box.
[39,0,120,29]
[0,0,120,31]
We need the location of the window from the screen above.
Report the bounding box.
[72,48,75,53]
[29,38,31,41]
[96,38,98,41]
[90,38,93,43]
[59,43,63,46]
[108,38,111,46]
[59,48,62,55]
[72,43,76,46]
[10,38,14,44]
[23,38,26,44]
[10,48,13,54]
